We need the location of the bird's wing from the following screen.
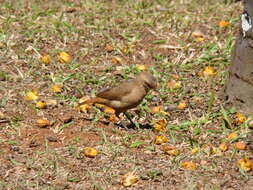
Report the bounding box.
[96,81,135,101]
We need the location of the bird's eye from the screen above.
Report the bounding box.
[241,11,252,37]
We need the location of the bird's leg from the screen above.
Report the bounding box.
[124,112,137,128]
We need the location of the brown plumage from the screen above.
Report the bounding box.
[81,72,157,119]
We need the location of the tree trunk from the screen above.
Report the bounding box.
[225,0,253,115]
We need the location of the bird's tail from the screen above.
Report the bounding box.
[79,97,109,106]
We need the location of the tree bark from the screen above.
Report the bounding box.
[225,0,253,115]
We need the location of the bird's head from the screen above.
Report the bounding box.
[137,71,158,90]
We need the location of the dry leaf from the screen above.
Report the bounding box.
[234,141,246,150]
[111,56,122,64]
[218,20,230,28]
[167,80,181,89]
[105,44,114,52]
[36,101,46,109]
[51,84,62,93]
[78,97,89,104]
[58,52,72,63]
[37,118,50,128]
[84,147,98,158]
[195,37,205,42]
[181,161,197,170]
[39,55,51,64]
[121,172,139,187]
[24,89,39,101]
[235,112,246,124]
[192,30,204,38]
[45,99,57,107]
[237,158,252,172]
[219,143,228,152]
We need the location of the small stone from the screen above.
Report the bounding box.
[165,104,177,112]
[140,175,150,180]
[47,136,58,142]
[10,146,20,152]
[60,114,73,123]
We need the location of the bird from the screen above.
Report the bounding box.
[80,71,158,126]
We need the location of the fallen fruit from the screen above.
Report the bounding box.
[218,20,229,28]
[235,112,246,124]
[203,66,216,77]
[51,84,62,93]
[227,132,238,140]
[36,101,46,109]
[153,119,167,133]
[235,141,246,150]
[58,52,72,63]
[237,158,252,172]
[37,119,50,128]
[39,55,51,64]
[162,145,179,156]
[181,161,197,170]
[154,135,168,145]
[24,89,39,101]
[84,147,98,158]
[219,143,228,152]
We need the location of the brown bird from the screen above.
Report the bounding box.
[80,71,158,126]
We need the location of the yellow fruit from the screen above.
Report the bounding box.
[79,104,90,113]
[162,145,179,156]
[103,107,115,114]
[218,20,230,28]
[235,112,246,124]
[37,119,50,128]
[39,55,51,64]
[219,143,228,152]
[84,147,97,158]
[58,52,72,63]
[203,66,216,77]
[227,132,238,140]
[177,102,187,110]
[181,161,197,170]
[136,64,147,71]
[154,135,168,145]
[235,141,246,150]
[150,106,161,114]
[237,158,252,172]
[36,101,46,109]
[51,84,62,93]
[24,90,39,101]
[153,119,167,133]
[121,172,138,187]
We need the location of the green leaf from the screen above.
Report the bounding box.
[129,141,145,148]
